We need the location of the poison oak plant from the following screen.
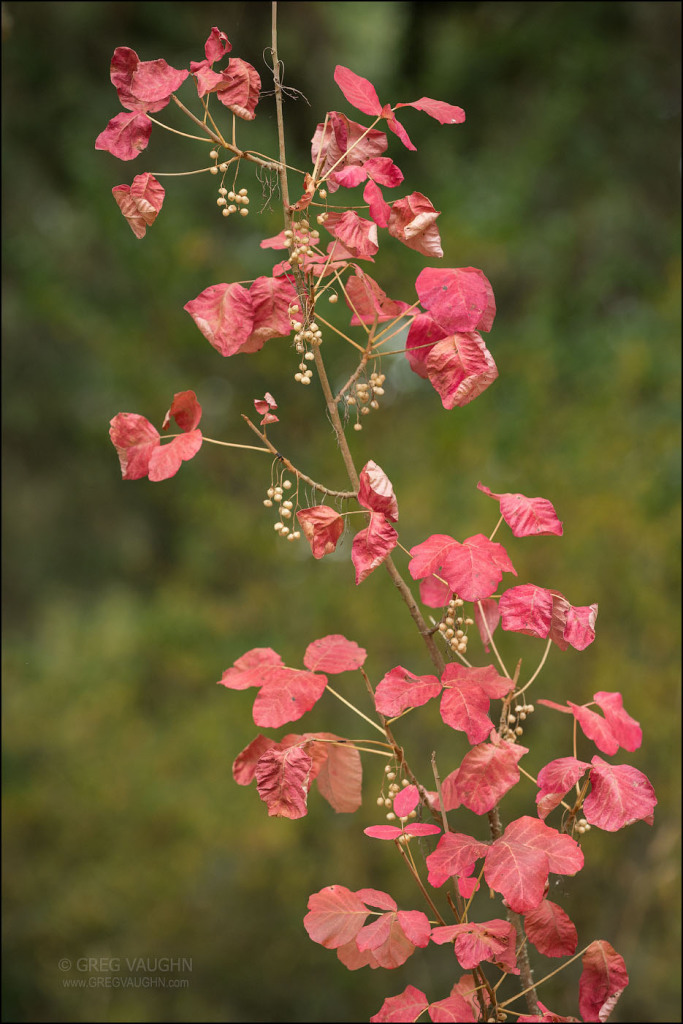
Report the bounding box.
[98,7,656,1022]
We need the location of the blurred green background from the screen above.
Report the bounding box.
[2,2,680,1021]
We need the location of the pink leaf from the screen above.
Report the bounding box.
[388,193,443,258]
[405,313,449,379]
[184,282,254,357]
[426,333,498,409]
[344,269,410,326]
[111,172,164,238]
[95,111,152,161]
[352,513,398,585]
[474,598,500,652]
[313,736,363,813]
[438,533,516,603]
[216,647,283,690]
[485,816,583,914]
[408,533,459,583]
[593,691,642,751]
[419,575,452,608]
[395,97,466,125]
[110,46,188,110]
[477,483,563,537]
[499,584,554,640]
[326,210,378,259]
[252,667,328,728]
[416,266,496,334]
[204,26,231,64]
[304,635,367,674]
[370,985,429,1023]
[563,603,598,651]
[426,832,489,889]
[214,58,261,120]
[356,911,425,968]
[333,65,382,116]
[568,702,620,755]
[374,666,442,717]
[428,989,478,1023]
[382,104,417,151]
[312,113,388,189]
[358,461,399,521]
[579,940,629,1023]
[254,745,312,819]
[584,757,656,831]
[162,390,202,432]
[232,734,278,785]
[254,392,278,426]
[392,784,420,818]
[109,413,159,480]
[535,757,590,820]
[450,738,527,815]
[364,157,404,188]
[296,506,345,559]
[330,164,369,188]
[147,429,202,482]
[244,275,297,351]
[363,179,392,228]
[524,900,578,957]
[439,677,495,744]
[433,919,518,973]
[304,885,370,948]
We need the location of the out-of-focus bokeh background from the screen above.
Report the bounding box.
[3,2,680,1021]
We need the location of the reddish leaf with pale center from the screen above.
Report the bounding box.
[109,46,188,111]
[388,193,443,258]
[217,646,283,690]
[524,900,578,957]
[162,390,202,432]
[297,506,345,559]
[95,111,153,161]
[333,65,382,116]
[213,58,261,119]
[370,985,429,1023]
[374,666,442,717]
[252,666,328,728]
[204,26,231,63]
[578,940,629,1023]
[584,756,656,831]
[254,392,278,426]
[405,313,449,379]
[109,413,159,480]
[311,112,388,190]
[184,282,254,357]
[416,266,496,334]
[535,757,590,820]
[562,603,598,651]
[254,745,312,819]
[243,275,297,351]
[426,832,489,889]
[304,885,370,948]
[474,597,501,652]
[449,736,527,815]
[232,734,278,785]
[344,269,410,326]
[395,97,466,125]
[326,210,378,259]
[426,333,498,409]
[313,735,363,813]
[485,816,584,914]
[112,173,165,238]
[304,635,367,673]
[432,919,518,973]
[477,482,564,537]
[357,461,399,521]
[352,513,398,584]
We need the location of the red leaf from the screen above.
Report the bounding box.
[439,677,495,744]
[358,461,399,521]
[296,506,345,558]
[485,816,583,914]
[450,738,527,815]
[433,919,518,973]
[524,900,578,957]
[217,647,283,690]
[344,269,410,326]
[326,210,378,259]
[388,193,442,258]
[568,702,620,755]
[426,333,498,409]
[356,910,426,968]
[304,635,367,674]
[382,103,417,151]
[416,266,496,334]
[333,65,382,116]
[562,603,598,651]
[214,58,261,120]
[579,940,629,1023]
[370,985,429,1023]
[395,97,466,125]
[426,832,489,888]
[313,737,363,813]
[408,533,459,583]
[184,282,254,357]
[109,413,159,479]
[593,691,642,751]
[162,390,202,432]
[393,784,420,818]
[428,989,478,1023]
[584,757,656,831]
[500,584,554,640]
[364,822,441,841]
[112,173,164,238]
[352,513,398,584]
[243,276,297,351]
[474,598,500,652]
[252,666,328,728]
[232,734,278,785]
[95,111,152,161]
[312,113,388,190]
[477,483,563,537]
[405,313,449,379]
[147,430,202,482]
[535,757,590,820]
[304,885,370,948]
[374,666,442,717]
[365,157,404,188]
[363,180,392,228]
[419,575,452,608]
[110,46,187,110]
[254,745,312,818]
[442,534,516,602]
[204,26,231,64]
[254,391,278,426]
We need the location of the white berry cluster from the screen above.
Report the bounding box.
[262,477,300,541]
[208,150,250,218]
[504,702,535,741]
[349,371,386,432]
[437,597,473,655]
[285,219,320,267]
[288,302,322,385]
